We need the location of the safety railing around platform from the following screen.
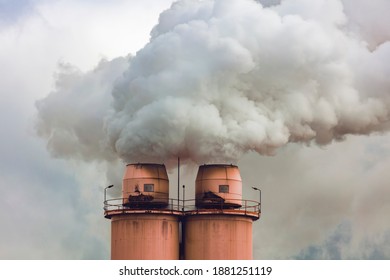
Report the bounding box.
[104,197,261,219]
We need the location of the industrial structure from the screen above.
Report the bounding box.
[104,163,260,260]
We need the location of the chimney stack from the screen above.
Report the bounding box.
[104,163,260,260]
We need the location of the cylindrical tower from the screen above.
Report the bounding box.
[111,214,179,260]
[184,215,253,259]
[122,163,169,208]
[184,164,258,260]
[105,163,181,260]
[195,164,242,208]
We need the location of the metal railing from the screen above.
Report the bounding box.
[104,197,261,218]
[104,197,182,212]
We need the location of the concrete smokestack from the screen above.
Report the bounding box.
[184,164,258,260]
[104,163,260,260]
[195,164,243,208]
[106,163,181,260]
[122,163,169,208]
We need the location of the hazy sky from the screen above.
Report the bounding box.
[1,0,390,259]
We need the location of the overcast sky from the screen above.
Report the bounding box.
[1,0,390,259]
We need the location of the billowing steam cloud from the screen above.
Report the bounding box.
[36,0,390,167]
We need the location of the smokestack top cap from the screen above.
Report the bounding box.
[126,162,166,167]
[199,163,238,168]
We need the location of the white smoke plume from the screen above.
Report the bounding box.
[36,57,129,162]
[36,0,390,167]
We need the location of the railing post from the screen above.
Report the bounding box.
[182,185,185,212]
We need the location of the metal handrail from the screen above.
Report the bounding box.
[104,197,261,217]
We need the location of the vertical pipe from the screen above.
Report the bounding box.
[259,189,262,214]
[178,157,180,210]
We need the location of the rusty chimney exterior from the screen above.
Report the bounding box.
[184,164,257,260]
[122,163,169,208]
[104,163,260,260]
[195,164,242,208]
[105,163,181,260]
